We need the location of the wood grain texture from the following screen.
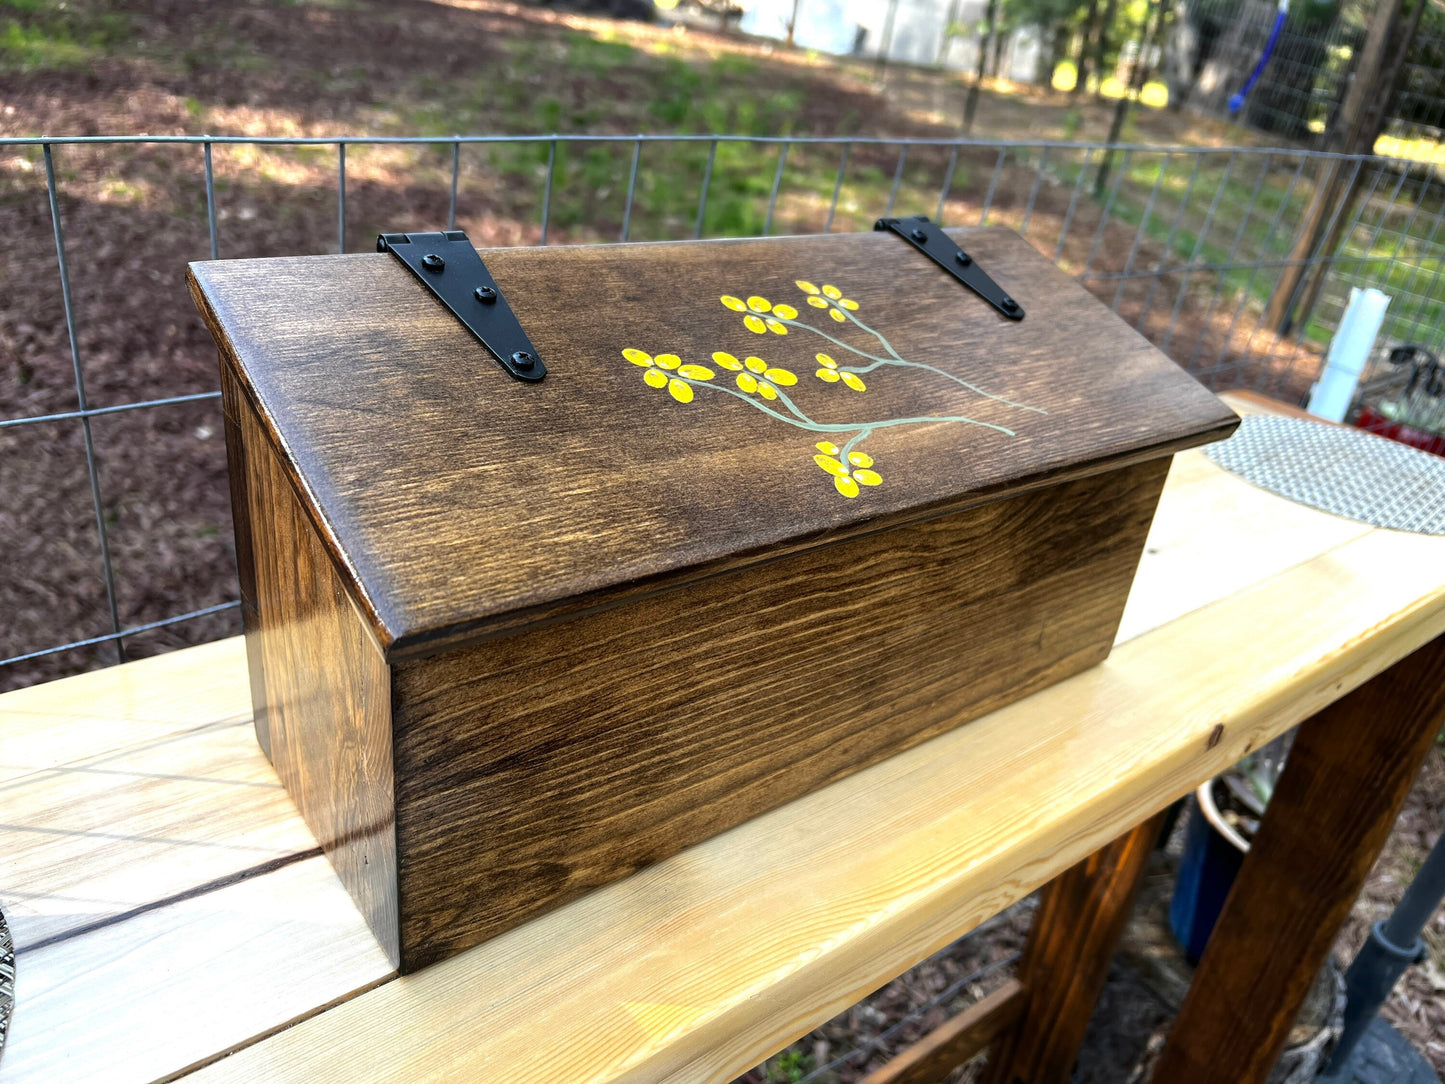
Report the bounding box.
[0,714,317,952]
[226,375,400,966]
[188,227,1237,657]
[0,856,393,1084]
[390,456,1169,969]
[220,364,272,759]
[982,813,1166,1084]
[0,636,250,786]
[185,516,1445,1084]
[857,979,1024,1084]
[0,636,393,1084]
[1151,633,1445,1084]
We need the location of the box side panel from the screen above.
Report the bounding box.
[227,376,401,968]
[392,456,1170,970]
[220,364,272,760]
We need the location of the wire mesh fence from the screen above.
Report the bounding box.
[1,131,1440,689]
[1178,0,1362,143]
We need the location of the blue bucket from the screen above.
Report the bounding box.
[1169,782,1249,964]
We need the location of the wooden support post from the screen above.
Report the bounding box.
[1152,635,1445,1083]
[858,979,1024,1084]
[981,811,1166,1084]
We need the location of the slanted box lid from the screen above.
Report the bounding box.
[189,226,1238,659]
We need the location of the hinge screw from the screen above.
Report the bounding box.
[955,250,972,266]
[510,350,536,371]
[1002,297,1019,312]
[421,253,445,272]
[910,227,927,241]
[474,285,497,303]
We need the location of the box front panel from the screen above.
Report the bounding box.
[390,456,1170,970]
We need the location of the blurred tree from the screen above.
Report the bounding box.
[1000,0,1094,83]
[1265,0,1426,333]
[1389,0,1445,131]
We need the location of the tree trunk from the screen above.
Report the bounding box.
[1262,0,1414,334]
[1095,0,1164,198]
[1284,0,1426,332]
[1047,22,1069,86]
[1093,0,1121,98]
[963,0,999,130]
[937,0,963,66]
[1073,0,1100,95]
[1161,0,1196,109]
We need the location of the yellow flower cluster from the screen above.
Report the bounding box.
[712,351,797,400]
[622,348,714,404]
[814,353,865,392]
[719,294,796,335]
[629,276,893,501]
[795,280,859,323]
[812,442,882,499]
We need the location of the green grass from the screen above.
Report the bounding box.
[0,0,131,73]
[1032,145,1445,350]
[388,31,873,241]
[763,1049,813,1084]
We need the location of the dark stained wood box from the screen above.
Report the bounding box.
[188,225,1237,972]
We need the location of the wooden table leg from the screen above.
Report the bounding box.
[1152,634,1445,1083]
[981,810,1167,1084]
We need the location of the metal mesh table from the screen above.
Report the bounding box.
[1206,415,1445,536]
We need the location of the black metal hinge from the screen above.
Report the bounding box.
[874,215,1024,321]
[378,230,546,382]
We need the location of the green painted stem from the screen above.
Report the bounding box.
[835,309,907,363]
[770,313,1046,415]
[674,375,1016,438]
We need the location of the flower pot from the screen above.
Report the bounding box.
[1169,779,1249,964]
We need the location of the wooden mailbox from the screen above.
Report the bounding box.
[189,222,1237,972]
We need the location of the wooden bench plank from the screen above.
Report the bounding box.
[857,979,1024,1084]
[0,715,319,950]
[1116,452,1372,644]
[182,523,1445,1084]
[0,637,250,786]
[0,855,393,1084]
[1116,392,1375,645]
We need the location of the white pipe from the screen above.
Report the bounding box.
[1307,287,1391,423]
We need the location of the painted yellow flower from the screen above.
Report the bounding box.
[812,441,881,498]
[795,280,860,323]
[713,351,797,401]
[720,294,790,335]
[813,353,866,392]
[622,348,713,404]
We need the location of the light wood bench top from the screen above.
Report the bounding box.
[4,393,1445,1084]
